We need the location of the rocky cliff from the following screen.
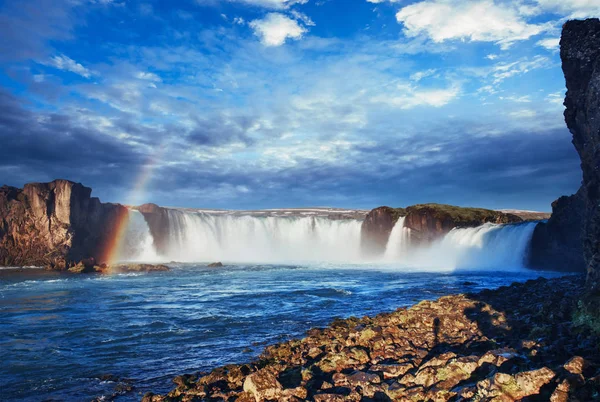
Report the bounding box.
[528,188,586,272]
[403,204,522,244]
[360,206,406,255]
[361,203,522,253]
[561,18,600,291]
[136,203,171,255]
[0,179,126,269]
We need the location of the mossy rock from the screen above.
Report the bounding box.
[405,203,522,227]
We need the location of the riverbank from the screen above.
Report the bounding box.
[144,275,599,401]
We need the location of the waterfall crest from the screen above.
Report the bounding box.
[118,208,538,271]
[161,210,363,263]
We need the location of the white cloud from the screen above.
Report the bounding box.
[136,71,162,82]
[198,0,307,9]
[290,10,315,26]
[546,91,564,105]
[250,13,307,46]
[410,69,436,81]
[486,54,499,60]
[46,54,93,78]
[395,0,546,49]
[499,95,531,103]
[509,109,537,118]
[536,37,560,50]
[535,0,600,18]
[372,81,460,109]
[491,55,551,83]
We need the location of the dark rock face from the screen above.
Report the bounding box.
[136,203,171,255]
[561,18,600,291]
[528,187,586,272]
[403,203,522,244]
[360,206,406,255]
[0,179,126,269]
[149,276,600,402]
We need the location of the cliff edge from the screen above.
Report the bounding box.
[0,179,126,269]
[561,18,600,291]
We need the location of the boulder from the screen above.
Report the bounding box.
[243,368,283,402]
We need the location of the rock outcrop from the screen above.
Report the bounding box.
[528,187,586,272]
[360,206,406,255]
[561,18,600,291]
[361,203,522,253]
[403,203,522,244]
[0,179,126,269]
[136,203,171,255]
[147,275,600,402]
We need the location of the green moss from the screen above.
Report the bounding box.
[390,207,407,223]
[573,298,600,335]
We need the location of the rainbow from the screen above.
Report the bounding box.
[100,152,161,266]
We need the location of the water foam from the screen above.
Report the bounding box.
[118,208,537,271]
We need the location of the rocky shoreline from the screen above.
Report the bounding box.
[142,275,599,402]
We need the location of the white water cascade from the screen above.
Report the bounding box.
[118,207,538,270]
[383,217,411,260]
[117,210,159,262]
[383,218,537,271]
[161,210,364,263]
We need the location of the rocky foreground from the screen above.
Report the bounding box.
[142,276,599,402]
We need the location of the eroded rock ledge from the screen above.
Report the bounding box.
[361,203,522,254]
[145,275,600,402]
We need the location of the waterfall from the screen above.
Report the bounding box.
[384,217,411,260]
[161,210,364,263]
[117,207,538,270]
[437,222,537,270]
[390,222,538,271]
[117,210,159,262]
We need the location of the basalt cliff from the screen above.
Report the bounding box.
[561,18,600,291]
[0,179,126,269]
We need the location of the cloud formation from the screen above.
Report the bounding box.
[396,0,545,49]
[250,13,308,46]
[0,0,584,211]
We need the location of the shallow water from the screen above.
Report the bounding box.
[0,264,567,401]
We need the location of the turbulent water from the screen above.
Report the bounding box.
[383,219,538,270]
[0,264,566,401]
[0,210,551,401]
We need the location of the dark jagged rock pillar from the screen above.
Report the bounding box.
[528,188,586,272]
[360,206,406,256]
[561,18,600,291]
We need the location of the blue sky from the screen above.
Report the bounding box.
[0,0,598,210]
